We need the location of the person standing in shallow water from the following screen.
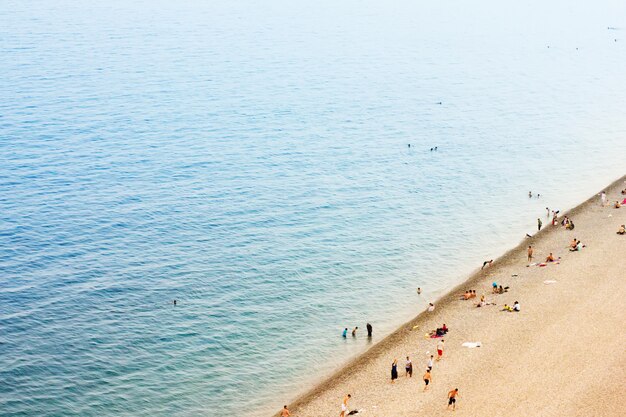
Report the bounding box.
[537,218,542,231]
[366,323,372,338]
[351,327,358,337]
[342,328,348,338]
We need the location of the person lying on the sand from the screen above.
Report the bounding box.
[618,225,626,235]
[501,304,513,312]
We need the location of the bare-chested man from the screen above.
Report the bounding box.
[447,388,459,410]
[423,369,432,391]
[527,245,533,262]
[280,405,291,417]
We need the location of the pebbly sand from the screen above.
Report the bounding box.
[276,175,626,417]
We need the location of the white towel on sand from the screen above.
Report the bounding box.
[462,342,482,348]
[544,280,557,284]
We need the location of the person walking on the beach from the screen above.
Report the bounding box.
[366,323,372,338]
[436,340,444,361]
[391,359,398,383]
[280,405,291,417]
[405,356,413,377]
[601,191,607,206]
[423,369,432,391]
[537,218,542,231]
[427,354,434,370]
[527,245,533,262]
[447,388,459,410]
[340,394,351,417]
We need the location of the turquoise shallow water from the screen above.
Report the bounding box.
[1,1,625,416]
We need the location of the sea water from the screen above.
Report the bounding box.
[1,0,625,416]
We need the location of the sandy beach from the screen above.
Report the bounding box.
[278,175,626,417]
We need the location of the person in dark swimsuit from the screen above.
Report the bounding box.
[391,359,398,383]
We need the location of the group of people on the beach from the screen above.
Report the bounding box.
[285,186,626,417]
[460,290,477,300]
[601,190,626,208]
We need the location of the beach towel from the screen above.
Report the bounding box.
[544,280,557,284]
[462,342,482,348]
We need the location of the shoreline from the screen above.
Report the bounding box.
[276,174,626,416]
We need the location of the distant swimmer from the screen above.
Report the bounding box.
[430,148,434,151]
[173,300,177,306]
[481,260,493,270]
[417,287,422,295]
[538,218,542,231]
[437,101,442,105]
[434,146,438,151]
[366,323,373,337]
[408,143,411,148]
[529,191,532,198]
[280,405,291,417]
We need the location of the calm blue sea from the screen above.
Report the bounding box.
[1,1,625,416]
